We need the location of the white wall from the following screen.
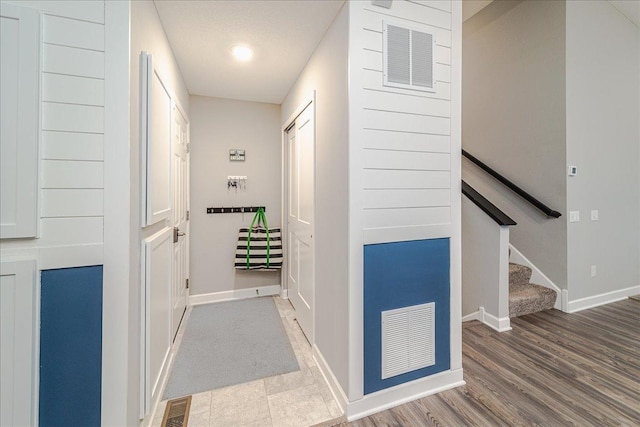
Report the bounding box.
[566,0,640,303]
[462,0,568,288]
[0,3,106,421]
[353,0,455,245]
[0,0,106,269]
[0,1,136,424]
[347,0,462,407]
[130,0,190,421]
[189,96,281,296]
[281,2,350,393]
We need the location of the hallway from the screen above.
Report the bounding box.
[150,297,342,427]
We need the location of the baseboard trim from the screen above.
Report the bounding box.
[562,289,569,312]
[482,308,511,332]
[462,307,511,332]
[461,311,481,322]
[566,285,640,313]
[312,345,348,416]
[509,244,562,309]
[188,285,281,306]
[346,369,464,421]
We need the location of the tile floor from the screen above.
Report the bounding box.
[150,297,343,427]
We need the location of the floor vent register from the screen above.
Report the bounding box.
[161,396,192,427]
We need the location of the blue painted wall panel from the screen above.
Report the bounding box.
[39,265,103,427]
[364,239,450,394]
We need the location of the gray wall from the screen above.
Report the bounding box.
[462,197,507,318]
[462,0,568,288]
[281,3,350,392]
[565,1,640,301]
[189,96,281,296]
[130,0,191,421]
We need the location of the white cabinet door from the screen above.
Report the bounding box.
[140,52,172,227]
[0,259,37,426]
[142,227,173,413]
[0,4,40,239]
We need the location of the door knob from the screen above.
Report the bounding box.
[173,227,186,243]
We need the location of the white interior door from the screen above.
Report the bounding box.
[287,102,315,343]
[171,104,189,339]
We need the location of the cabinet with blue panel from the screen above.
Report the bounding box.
[40,266,103,426]
[364,238,450,394]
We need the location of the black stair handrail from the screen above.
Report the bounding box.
[462,181,517,226]
[462,149,562,218]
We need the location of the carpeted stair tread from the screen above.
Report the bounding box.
[509,282,556,317]
[509,262,532,287]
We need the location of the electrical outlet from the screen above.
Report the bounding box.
[569,211,580,222]
[591,210,599,221]
[591,265,597,277]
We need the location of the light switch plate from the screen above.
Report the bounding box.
[590,210,599,221]
[591,265,597,277]
[569,211,580,222]
[568,166,577,176]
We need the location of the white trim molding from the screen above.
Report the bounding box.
[102,1,132,425]
[312,345,348,417]
[346,369,465,422]
[188,285,281,306]
[363,224,452,245]
[566,285,640,313]
[462,307,511,332]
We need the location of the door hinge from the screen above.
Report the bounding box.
[185,278,189,289]
[186,210,190,221]
[186,143,190,153]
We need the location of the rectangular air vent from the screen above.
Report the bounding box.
[381,302,435,379]
[383,21,435,92]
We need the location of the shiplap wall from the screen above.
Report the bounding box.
[1,1,105,269]
[356,0,453,244]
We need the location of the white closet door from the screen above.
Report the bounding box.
[287,101,315,344]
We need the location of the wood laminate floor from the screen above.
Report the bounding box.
[341,299,640,427]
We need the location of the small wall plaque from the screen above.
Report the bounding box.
[229,149,246,161]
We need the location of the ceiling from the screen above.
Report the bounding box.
[462,0,639,27]
[155,0,636,105]
[154,0,345,104]
[609,0,640,27]
[462,0,494,22]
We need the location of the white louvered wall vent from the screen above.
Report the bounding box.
[383,21,436,92]
[381,302,435,379]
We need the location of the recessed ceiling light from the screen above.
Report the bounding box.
[231,45,253,62]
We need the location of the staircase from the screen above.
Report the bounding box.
[509,263,556,317]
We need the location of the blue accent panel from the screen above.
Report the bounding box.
[364,239,450,394]
[40,266,103,427]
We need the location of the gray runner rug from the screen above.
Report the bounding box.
[163,297,299,399]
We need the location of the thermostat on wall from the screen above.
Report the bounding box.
[229,149,246,162]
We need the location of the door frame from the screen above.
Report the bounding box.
[281,91,316,344]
